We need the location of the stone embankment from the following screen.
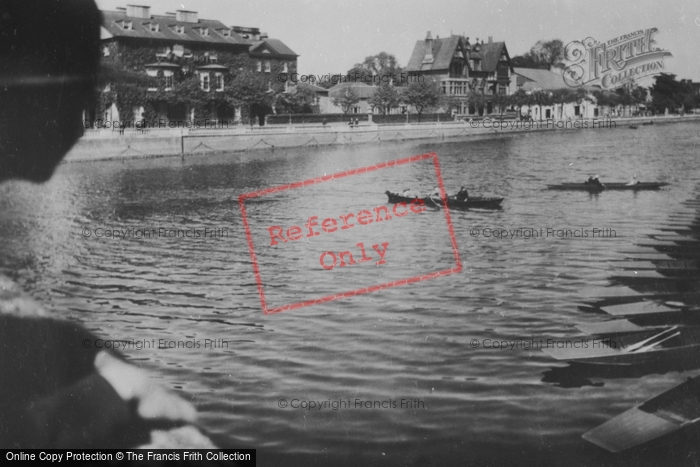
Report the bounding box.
[64,115,700,162]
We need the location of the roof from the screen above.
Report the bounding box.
[478,41,507,72]
[513,67,569,91]
[249,39,298,57]
[100,10,251,46]
[514,67,598,92]
[297,82,329,94]
[328,82,376,99]
[406,35,462,72]
[405,36,508,73]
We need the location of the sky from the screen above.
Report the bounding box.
[95,0,700,83]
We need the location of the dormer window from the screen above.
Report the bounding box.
[209,55,218,63]
[221,28,231,37]
[174,24,185,34]
[197,27,209,36]
[120,20,133,30]
[149,23,160,33]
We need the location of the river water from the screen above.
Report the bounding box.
[1,121,700,465]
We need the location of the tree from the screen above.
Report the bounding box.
[227,69,276,124]
[530,40,565,71]
[509,89,530,118]
[650,73,685,114]
[401,79,442,121]
[369,83,400,114]
[490,92,511,117]
[332,87,360,114]
[275,85,319,114]
[511,39,565,70]
[346,52,404,86]
[440,94,463,116]
[530,90,553,120]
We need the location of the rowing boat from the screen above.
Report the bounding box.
[541,325,700,366]
[385,191,504,210]
[546,182,669,191]
[583,376,700,452]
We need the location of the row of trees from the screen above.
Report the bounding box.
[649,73,699,114]
[330,78,656,120]
[97,62,321,122]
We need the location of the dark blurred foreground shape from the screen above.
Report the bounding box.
[0,0,215,448]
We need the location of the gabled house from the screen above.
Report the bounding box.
[405,32,514,115]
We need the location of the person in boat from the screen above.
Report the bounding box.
[455,186,469,202]
[626,175,640,186]
[584,175,604,187]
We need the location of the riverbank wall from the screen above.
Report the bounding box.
[63,115,700,163]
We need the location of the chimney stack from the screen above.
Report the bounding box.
[176,10,199,23]
[126,5,150,19]
[423,31,434,64]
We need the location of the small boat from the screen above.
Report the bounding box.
[546,182,669,191]
[629,125,638,129]
[583,376,700,452]
[385,191,504,210]
[542,325,700,366]
[642,120,654,126]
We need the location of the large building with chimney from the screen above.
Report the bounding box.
[96,4,298,126]
[405,32,514,116]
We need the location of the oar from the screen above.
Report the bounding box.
[631,331,680,353]
[625,326,679,353]
[428,194,443,210]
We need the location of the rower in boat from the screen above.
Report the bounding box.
[584,175,605,188]
[626,175,640,186]
[455,186,469,202]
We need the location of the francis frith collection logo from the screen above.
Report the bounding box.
[564,27,672,90]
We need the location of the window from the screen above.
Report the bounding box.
[201,73,210,92]
[574,105,581,116]
[149,23,160,32]
[282,62,288,73]
[210,55,218,63]
[176,25,185,34]
[256,61,262,72]
[120,20,133,30]
[221,28,231,37]
[352,107,360,114]
[197,27,209,36]
[497,63,509,79]
[215,73,224,91]
[103,46,110,57]
[165,75,173,90]
[264,61,271,73]
[498,84,507,95]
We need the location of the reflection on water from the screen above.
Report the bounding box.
[2,122,700,465]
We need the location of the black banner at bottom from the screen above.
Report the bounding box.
[3,449,256,464]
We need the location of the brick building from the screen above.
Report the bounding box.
[96,4,297,126]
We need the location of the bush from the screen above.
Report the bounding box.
[267,113,367,124]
